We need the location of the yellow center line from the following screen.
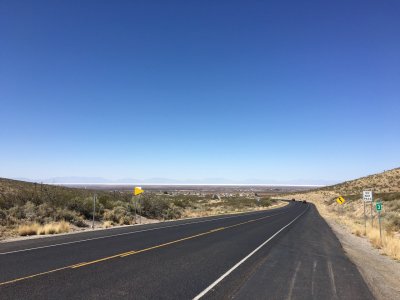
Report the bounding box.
[0,211,288,287]
[119,251,136,257]
[70,253,123,268]
[0,266,71,286]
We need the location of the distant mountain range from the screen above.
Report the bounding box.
[12,176,338,186]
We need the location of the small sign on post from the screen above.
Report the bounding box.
[133,187,144,224]
[336,196,345,205]
[376,201,383,245]
[134,187,144,196]
[362,190,373,235]
[363,191,373,202]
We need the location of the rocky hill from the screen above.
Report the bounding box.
[320,167,400,195]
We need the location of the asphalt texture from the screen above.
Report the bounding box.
[0,202,374,300]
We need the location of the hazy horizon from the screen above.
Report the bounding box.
[9,175,341,186]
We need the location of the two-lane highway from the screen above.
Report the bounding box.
[0,202,373,299]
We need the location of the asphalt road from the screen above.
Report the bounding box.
[0,202,374,300]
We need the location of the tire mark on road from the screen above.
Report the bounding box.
[287,261,302,300]
[311,260,317,297]
[327,260,338,299]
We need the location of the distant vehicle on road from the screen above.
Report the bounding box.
[302,200,307,204]
[292,198,296,202]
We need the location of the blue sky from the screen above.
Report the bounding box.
[1,0,399,184]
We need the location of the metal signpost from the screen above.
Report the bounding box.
[376,201,383,244]
[133,187,144,224]
[92,194,97,229]
[362,190,373,235]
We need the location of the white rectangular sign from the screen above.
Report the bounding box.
[363,191,373,202]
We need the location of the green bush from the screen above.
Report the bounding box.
[258,198,273,207]
[103,206,132,224]
[173,198,192,209]
[385,212,400,232]
[55,208,88,227]
[9,206,25,219]
[141,195,170,219]
[162,207,181,220]
[37,203,54,219]
[0,209,6,226]
[67,196,95,219]
[23,201,37,221]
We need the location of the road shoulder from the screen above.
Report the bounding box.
[230,205,373,300]
[324,217,400,300]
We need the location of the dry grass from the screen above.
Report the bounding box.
[17,221,70,236]
[18,223,40,236]
[103,221,113,228]
[350,222,400,260]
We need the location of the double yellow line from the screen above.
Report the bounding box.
[0,211,286,287]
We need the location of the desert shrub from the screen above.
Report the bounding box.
[258,198,273,207]
[55,208,76,222]
[23,201,37,221]
[379,192,400,202]
[55,208,88,227]
[173,198,192,209]
[73,217,88,227]
[103,206,131,224]
[0,209,7,226]
[119,215,132,225]
[162,207,181,220]
[97,194,115,210]
[103,220,113,228]
[141,195,170,219]
[37,203,54,219]
[8,206,25,219]
[385,212,400,232]
[386,199,400,211]
[67,196,95,219]
[0,195,14,210]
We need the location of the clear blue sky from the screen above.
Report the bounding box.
[1,1,399,183]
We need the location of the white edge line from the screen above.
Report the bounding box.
[0,208,289,255]
[193,205,310,300]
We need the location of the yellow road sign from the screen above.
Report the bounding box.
[134,187,144,196]
[336,196,345,205]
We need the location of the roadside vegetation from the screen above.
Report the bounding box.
[0,178,278,240]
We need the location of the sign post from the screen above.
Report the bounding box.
[133,187,144,224]
[92,194,97,229]
[363,190,373,235]
[336,196,345,214]
[369,192,373,227]
[376,200,383,245]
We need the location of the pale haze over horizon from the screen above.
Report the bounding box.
[1,1,399,185]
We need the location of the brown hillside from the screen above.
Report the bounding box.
[320,167,400,194]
